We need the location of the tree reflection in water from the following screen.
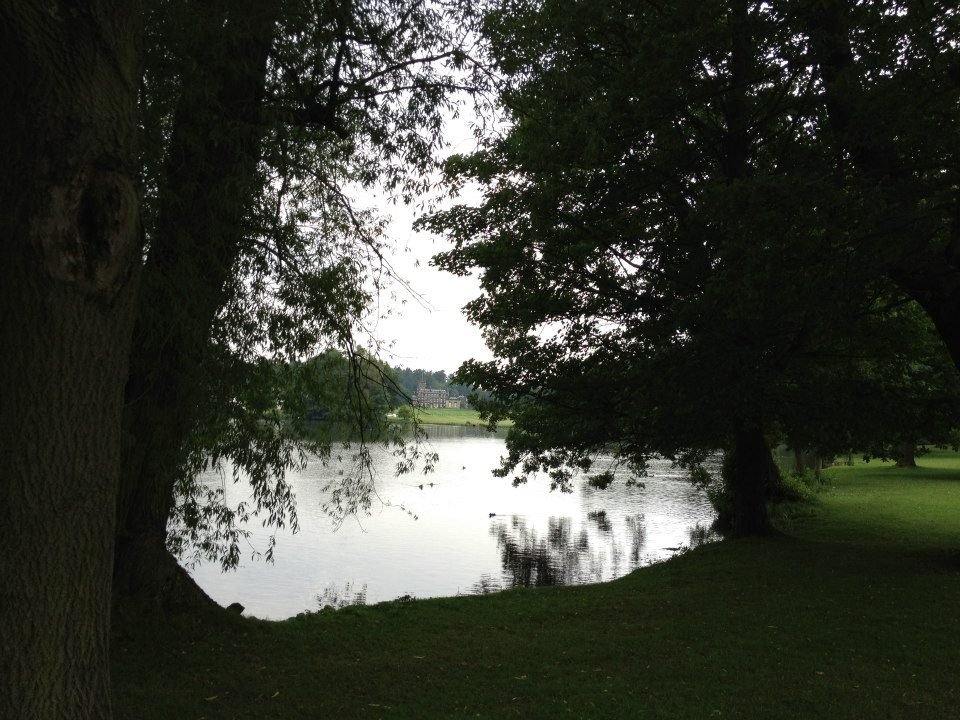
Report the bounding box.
[486,513,649,590]
[624,514,646,564]
[687,522,718,548]
[587,509,612,533]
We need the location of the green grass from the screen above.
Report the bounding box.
[408,406,513,427]
[113,451,960,719]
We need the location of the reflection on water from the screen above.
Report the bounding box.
[460,510,664,596]
[495,516,590,587]
[185,424,719,618]
[687,522,717,549]
[625,514,647,562]
[587,509,613,533]
[489,509,664,590]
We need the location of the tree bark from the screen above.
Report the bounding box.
[113,1,278,612]
[729,425,775,536]
[794,451,822,478]
[895,441,917,469]
[0,3,141,718]
[720,4,774,538]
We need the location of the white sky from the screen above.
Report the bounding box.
[368,207,491,375]
[363,111,494,376]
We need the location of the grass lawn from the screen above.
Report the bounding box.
[407,406,513,427]
[113,450,960,719]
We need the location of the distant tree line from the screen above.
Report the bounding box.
[296,350,478,422]
[390,365,474,401]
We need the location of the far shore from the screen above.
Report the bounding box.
[387,406,513,428]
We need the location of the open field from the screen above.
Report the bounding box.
[113,450,960,719]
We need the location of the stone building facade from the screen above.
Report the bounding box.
[414,382,448,409]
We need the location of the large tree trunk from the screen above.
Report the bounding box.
[895,441,917,469]
[113,1,278,612]
[0,3,142,718]
[729,425,776,537]
[719,4,774,538]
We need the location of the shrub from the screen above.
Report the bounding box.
[771,469,826,503]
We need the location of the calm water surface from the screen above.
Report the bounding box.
[186,425,717,618]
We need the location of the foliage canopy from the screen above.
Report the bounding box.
[126,0,488,575]
[424,0,960,531]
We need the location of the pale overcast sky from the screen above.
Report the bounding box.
[363,110,494,376]
[370,208,491,375]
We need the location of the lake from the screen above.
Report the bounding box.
[186,425,718,619]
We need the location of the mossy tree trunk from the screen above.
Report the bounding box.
[0,3,142,718]
[113,1,278,613]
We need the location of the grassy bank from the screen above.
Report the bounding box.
[113,451,960,719]
[403,406,513,427]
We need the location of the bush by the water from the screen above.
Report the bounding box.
[691,452,826,531]
[771,469,827,503]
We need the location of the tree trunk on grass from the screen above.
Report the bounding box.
[895,441,917,468]
[0,3,142,717]
[728,425,776,536]
[113,1,277,613]
[793,450,822,477]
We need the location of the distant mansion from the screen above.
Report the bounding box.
[415,382,468,409]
